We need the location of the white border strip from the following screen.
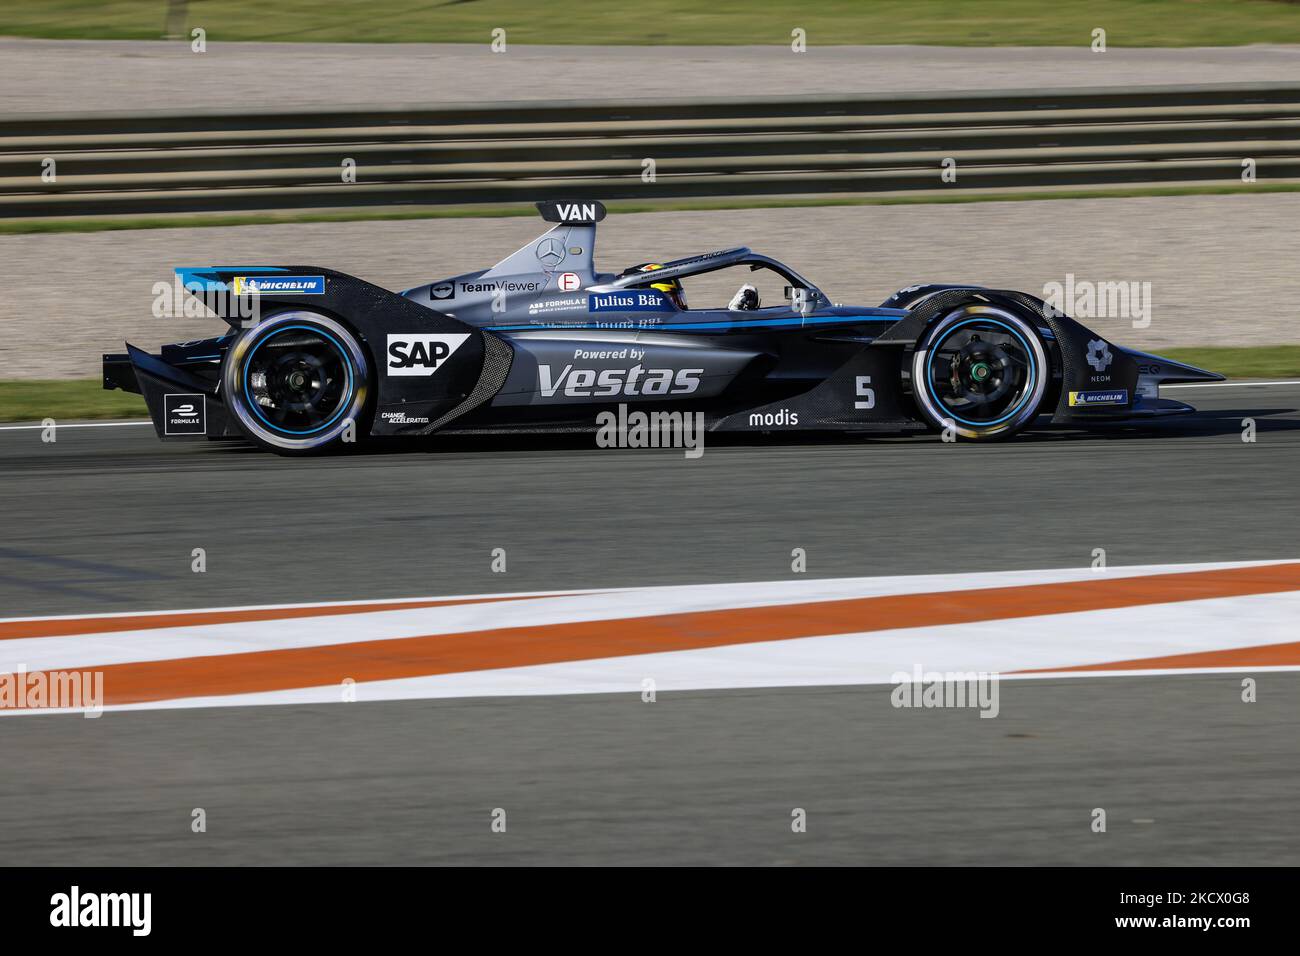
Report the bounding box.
[1164,380,1300,389]
[0,420,150,431]
[0,381,1292,429]
[1,559,1289,626]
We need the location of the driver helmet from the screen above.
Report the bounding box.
[621,262,687,310]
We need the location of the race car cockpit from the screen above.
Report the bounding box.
[603,247,829,314]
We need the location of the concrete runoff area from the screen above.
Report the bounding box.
[3,195,1300,379]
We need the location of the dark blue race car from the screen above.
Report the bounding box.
[104,200,1221,454]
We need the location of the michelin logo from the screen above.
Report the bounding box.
[1068,389,1128,407]
[232,275,325,295]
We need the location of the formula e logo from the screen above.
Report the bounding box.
[538,364,703,398]
[386,333,470,376]
[232,275,325,295]
[163,393,205,435]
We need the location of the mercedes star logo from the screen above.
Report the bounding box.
[535,238,566,267]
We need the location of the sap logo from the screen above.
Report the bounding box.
[386,333,470,376]
[555,203,598,222]
[538,364,703,398]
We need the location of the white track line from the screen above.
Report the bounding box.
[0,420,150,431]
[1,559,1276,625]
[4,561,1299,715]
[1164,380,1300,389]
[0,381,1291,431]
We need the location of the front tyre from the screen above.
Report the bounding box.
[223,311,370,454]
[911,305,1047,441]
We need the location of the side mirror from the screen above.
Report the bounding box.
[787,286,815,317]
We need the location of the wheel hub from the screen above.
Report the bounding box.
[948,337,1013,407]
[245,332,348,433]
[922,313,1040,433]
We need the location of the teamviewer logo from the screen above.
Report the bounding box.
[163,394,205,435]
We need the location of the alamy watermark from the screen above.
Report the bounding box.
[1,664,104,717]
[595,403,705,459]
[50,886,150,936]
[1042,274,1153,329]
[890,664,1000,718]
[151,274,260,326]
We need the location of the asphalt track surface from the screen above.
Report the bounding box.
[2,381,1299,864]
[3,383,1298,617]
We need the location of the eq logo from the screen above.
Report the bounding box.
[558,272,581,292]
[386,333,470,377]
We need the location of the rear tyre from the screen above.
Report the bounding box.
[911,304,1047,441]
[223,311,370,455]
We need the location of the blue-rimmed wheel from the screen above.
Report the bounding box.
[911,305,1048,440]
[223,311,370,454]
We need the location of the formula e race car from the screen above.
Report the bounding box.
[104,200,1221,454]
